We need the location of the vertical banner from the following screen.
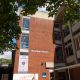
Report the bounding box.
[18,55,28,73]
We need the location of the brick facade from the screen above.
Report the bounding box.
[29,17,55,80]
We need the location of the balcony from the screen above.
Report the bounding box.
[72,22,80,33]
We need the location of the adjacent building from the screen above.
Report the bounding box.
[0,50,15,80]
[53,8,80,80]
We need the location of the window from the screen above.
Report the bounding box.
[50,72,54,80]
[59,72,67,80]
[22,18,30,30]
[75,38,80,50]
[54,31,61,40]
[63,27,70,37]
[65,44,73,56]
[65,39,71,45]
[54,22,59,28]
[20,34,29,49]
[42,73,46,78]
[56,46,63,63]
[20,52,28,55]
[65,47,68,56]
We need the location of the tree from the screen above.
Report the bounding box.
[0,0,20,51]
[46,0,80,23]
[0,0,46,51]
[0,0,80,51]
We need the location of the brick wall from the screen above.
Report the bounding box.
[29,17,55,80]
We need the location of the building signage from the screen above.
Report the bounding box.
[42,73,46,78]
[18,55,28,73]
[13,74,38,80]
[31,50,48,53]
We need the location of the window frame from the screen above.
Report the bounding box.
[75,36,80,50]
[20,33,29,49]
[22,17,30,30]
[65,44,73,57]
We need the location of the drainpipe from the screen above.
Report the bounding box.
[68,68,71,80]
[54,70,55,80]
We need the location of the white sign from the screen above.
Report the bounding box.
[46,62,54,68]
[18,55,28,73]
[13,74,38,80]
[31,50,48,53]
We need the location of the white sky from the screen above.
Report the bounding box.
[38,7,48,12]
[16,6,48,16]
[0,51,12,59]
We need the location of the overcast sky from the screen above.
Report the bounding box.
[0,51,12,59]
[16,6,48,16]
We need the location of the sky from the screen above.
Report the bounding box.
[0,51,12,59]
[0,38,16,60]
[16,6,48,16]
[38,7,48,12]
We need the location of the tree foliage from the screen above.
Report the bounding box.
[0,0,80,51]
[0,0,20,51]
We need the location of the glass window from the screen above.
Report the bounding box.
[56,46,63,62]
[54,31,61,40]
[75,38,79,50]
[54,22,59,28]
[75,37,80,50]
[65,47,68,56]
[63,27,70,37]
[22,18,30,30]
[50,72,54,80]
[20,52,28,55]
[59,72,67,80]
[65,44,73,56]
[20,34,29,49]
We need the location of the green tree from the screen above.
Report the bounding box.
[0,0,21,51]
[0,0,80,51]
[46,0,80,23]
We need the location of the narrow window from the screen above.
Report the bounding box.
[20,34,29,49]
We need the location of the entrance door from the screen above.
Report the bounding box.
[50,72,54,80]
[59,72,67,80]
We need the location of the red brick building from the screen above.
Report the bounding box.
[29,13,55,80]
[13,12,55,80]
